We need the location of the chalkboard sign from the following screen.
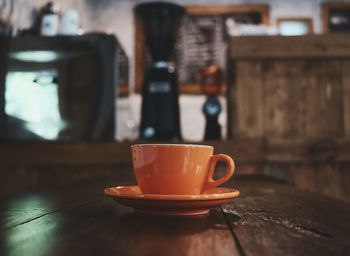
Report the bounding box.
[323,3,350,33]
[175,15,226,86]
[135,5,269,94]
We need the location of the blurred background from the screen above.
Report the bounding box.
[1,0,350,202]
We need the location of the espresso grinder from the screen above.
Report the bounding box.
[135,2,185,140]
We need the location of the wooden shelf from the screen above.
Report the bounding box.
[0,139,349,167]
[230,34,350,59]
[0,140,263,166]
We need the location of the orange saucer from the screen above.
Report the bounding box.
[104,186,240,216]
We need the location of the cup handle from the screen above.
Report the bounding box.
[203,154,235,192]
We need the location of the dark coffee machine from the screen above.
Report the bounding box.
[135,2,184,140]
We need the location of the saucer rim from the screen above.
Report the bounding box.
[104,185,240,201]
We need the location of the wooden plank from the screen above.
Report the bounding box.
[312,61,343,138]
[2,205,240,256]
[276,139,350,162]
[0,176,239,256]
[0,140,350,167]
[0,140,265,167]
[223,177,350,256]
[262,164,290,181]
[233,59,344,140]
[315,163,343,200]
[301,60,343,139]
[233,61,264,138]
[336,140,350,161]
[266,139,338,163]
[289,164,316,192]
[342,61,350,137]
[210,139,265,164]
[0,170,135,230]
[293,61,311,138]
[339,163,350,202]
[303,60,320,139]
[230,34,350,59]
[264,162,350,203]
[0,164,134,200]
[261,61,302,139]
[0,142,133,166]
[3,176,350,256]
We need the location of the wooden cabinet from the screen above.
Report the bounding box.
[228,35,350,202]
[229,34,350,140]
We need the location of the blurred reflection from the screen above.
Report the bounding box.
[1,34,119,141]
[119,211,237,255]
[2,196,60,256]
[5,71,66,139]
[10,51,59,63]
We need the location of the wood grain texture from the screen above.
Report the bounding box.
[0,142,133,166]
[234,61,264,138]
[223,177,350,256]
[231,59,344,140]
[1,140,350,202]
[342,61,350,137]
[0,164,133,200]
[1,176,350,256]
[230,34,350,59]
[289,164,316,191]
[229,35,347,141]
[2,140,349,166]
[262,61,300,139]
[311,61,343,138]
[0,140,265,167]
[0,172,239,256]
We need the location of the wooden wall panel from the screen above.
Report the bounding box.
[302,61,319,138]
[229,36,350,202]
[314,164,343,200]
[342,61,350,137]
[311,61,343,138]
[232,60,344,140]
[234,61,264,138]
[289,164,316,191]
[230,34,350,59]
[339,164,350,202]
[263,163,350,203]
[262,61,304,139]
[0,141,349,201]
[0,164,133,200]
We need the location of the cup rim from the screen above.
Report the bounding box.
[131,144,213,149]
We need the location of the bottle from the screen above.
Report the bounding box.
[60,9,79,35]
[40,2,60,36]
[200,64,223,140]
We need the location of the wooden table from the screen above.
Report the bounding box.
[1,169,350,256]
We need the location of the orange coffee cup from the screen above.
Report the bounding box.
[131,144,235,195]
